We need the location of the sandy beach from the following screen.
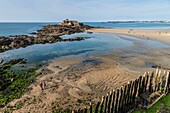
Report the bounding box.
[3,56,137,113]
[2,28,170,112]
[87,28,170,45]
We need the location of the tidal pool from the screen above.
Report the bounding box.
[0,33,169,63]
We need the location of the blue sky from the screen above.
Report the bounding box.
[0,0,170,22]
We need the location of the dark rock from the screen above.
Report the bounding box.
[0,19,95,53]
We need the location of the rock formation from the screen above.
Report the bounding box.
[0,19,94,52]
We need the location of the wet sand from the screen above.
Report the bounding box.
[88,28,170,45]
[4,56,137,113]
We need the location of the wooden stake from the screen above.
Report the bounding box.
[108,91,113,113]
[118,87,124,112]
[149,72,154,93]
[115,89,120,113]
[90,103,92,113]
[84,107,87,113]
[156,70,162,91]
[100,96,105,113]
[111,90,116,113]
[160,71,165,92]
[137,76,142,96]
[95,102,100,113]
[129,81,134,104]
[164,71,169,94]
[144,72,149,92]
[104,94,109,113]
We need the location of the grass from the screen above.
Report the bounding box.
[133,93,170,113]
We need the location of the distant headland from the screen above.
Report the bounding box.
[107,20,170,23]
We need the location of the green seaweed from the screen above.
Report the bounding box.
[0,60,39,108]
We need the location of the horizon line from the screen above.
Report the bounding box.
[0,20,170,23]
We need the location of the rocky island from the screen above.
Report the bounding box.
[0,19,94,52]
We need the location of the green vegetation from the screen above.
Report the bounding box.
[0,59,39,108]
[133,93,170,113]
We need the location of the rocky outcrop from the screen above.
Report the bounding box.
[0,19,94,52]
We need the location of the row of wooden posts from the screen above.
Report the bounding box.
[71,69,170,113]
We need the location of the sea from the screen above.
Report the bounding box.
[0,22,170,37]
[0,22,170,63]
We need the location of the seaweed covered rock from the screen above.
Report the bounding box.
[0,19,95,52]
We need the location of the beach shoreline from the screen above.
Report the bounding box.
[2,28,170,112]
[87,28,170,45]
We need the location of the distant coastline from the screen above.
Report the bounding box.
[107,20,170,23]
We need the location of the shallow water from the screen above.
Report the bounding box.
[0,33,133,62]
[1,32,170,63]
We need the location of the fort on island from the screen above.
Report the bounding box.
[60,19,80,27]
[0,19,94,52]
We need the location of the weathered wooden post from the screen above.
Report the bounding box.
[122,85,127,112]
[155,70,161,92]
[95,102,100,113]
[168,71,170,92]
[153,68,159,92]
[137,76,142,96]
[108,91,113,113]
[100,96,105,113]
[148,72,154,93]
[127,81,132,105]
[104,94,109,113]
[164,71,169,94]
[160,71,166,92]
[156,70,162,91]
[83,107,87,113]
[111,90,116,113]
[132,79,139,109]
[130,81,135,105]
[141,73,146,93]
[118,87,123,112]
[90,103,92,113]
[115,89,120,113]
[144,72,149,92]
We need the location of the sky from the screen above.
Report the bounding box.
[0,0,170,22]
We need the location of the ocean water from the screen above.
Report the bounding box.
[0,22,170,63]
[0,22,55,37]
[84,22,170,29]
[0,22,170,37]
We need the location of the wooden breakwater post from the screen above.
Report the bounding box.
[168,71,170,92]
[104,94,109,113]
[90,103,92,113]
[83,107,87,113]
[100,96,105,113]
[108,91,113,113]
[114,89,120,113]
[164,71,169,94]
[118,87,123,112]
[111,90,116,113]
[159,71,166,92]
[121,85,127,112]
[144,72,149,93]
[71,69,170,113]
[95,102,100,113]
[148,72,154,94]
